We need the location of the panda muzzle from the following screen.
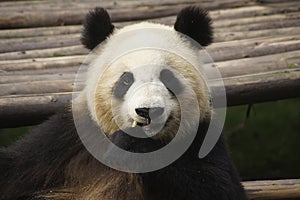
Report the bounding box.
[133,107,164,127]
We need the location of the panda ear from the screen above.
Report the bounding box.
[81,7,115,50]
[174,6,213,46]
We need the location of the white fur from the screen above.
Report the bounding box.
[80,22,211,138]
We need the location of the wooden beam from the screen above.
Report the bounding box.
[0,5,298,40]
[0,45,88,61]
[224,68,300,106]
[0,0,257,28]
[0,93,72,128]
[244,179,300,200]
[0,56,85,71]
[1,35,299,71]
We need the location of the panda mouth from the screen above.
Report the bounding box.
[132,119,151,127]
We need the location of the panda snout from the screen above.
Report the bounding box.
[135,107,165,120]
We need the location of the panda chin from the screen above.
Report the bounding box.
[132,119,166,138]
[110,127,166,153]
[142,122,165,137]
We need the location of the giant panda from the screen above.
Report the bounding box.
[0,6,247,200]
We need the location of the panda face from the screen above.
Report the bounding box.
[88,49,211,142]
[113,65,182,138]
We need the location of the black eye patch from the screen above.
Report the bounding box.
[160,69,182,95]
[113,72,134,99]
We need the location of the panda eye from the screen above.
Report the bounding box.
[160,69,182,95]
[113,72,134,99]
[122,74,133,86]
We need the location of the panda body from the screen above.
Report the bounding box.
[0,7,247,200]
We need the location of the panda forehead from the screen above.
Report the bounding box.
[127,65,162,82]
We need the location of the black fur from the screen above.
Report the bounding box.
[110,128,166,153]
[174,6,213,46]
[160,69,183,95]
[0,108,81,200]
[81,7,114,50]
[0,105,247,200]
[113,72,134,99]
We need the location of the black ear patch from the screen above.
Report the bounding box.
[81,7,114,50]
[174,6,213,46]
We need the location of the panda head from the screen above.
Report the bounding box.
[80,6,213,144]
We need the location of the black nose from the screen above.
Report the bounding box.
[135,107,164,120]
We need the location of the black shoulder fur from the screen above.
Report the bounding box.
[0,105,247,200]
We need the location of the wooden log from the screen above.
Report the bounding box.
[1,5,298,40]
[0,68,299,128]
[0,4,199,29]
[209,3,299,21]
[0,45,87,61]
[244,179,300,200]
[0,80,76,96]
[1,34,299,61]
[209,38,300,62]
[1,35,299,72]
[216,49,300,77]
[0,6,300,38]
[0,93,72,128]
[213,12,300,28]
[0,66,79,76]
[0,0,209,12]
[0,0,257,28]
[0,73,76,84]
[224,68,300,106]
[0,33,81,53]
[2,3,296,21]
[0,56,85,71]
[215,27,300,42]
[215,19,300,32]
[1,24,299,54]
[0,5,298,54]
[0,25,81,39]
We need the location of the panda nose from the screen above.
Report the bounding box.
[135,107,164,120]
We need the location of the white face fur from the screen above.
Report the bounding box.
[84,23,212,141]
